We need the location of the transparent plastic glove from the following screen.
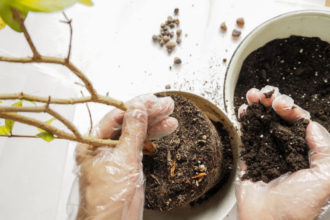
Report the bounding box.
[237,85,330,220]
[74,94,178,220]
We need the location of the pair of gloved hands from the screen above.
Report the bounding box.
[74,86,330,220]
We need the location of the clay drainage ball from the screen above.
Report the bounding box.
[143,91,234,211]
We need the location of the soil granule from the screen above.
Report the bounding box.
[240,103,310,183]
[143,94,230,211]
[234,36,330,131]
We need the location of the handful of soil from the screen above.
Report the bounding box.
[240,103,310,183]
[143,94,229,211]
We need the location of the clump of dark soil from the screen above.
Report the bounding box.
[190,122,233,206]
[143,94,232,211]
[240,103,310,183]
[234,36,330,131]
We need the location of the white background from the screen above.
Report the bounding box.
[0,0,329,219]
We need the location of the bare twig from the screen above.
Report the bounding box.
[0,105,82,138]
[0,55,98,96]
[12,8,40,59]
[61,12,73,62]
[0,93,127,110]
[80,91,93,136]
[0,112,119,147]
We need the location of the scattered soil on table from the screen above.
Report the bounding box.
[234,36,330,131]
[143,94,226,211]
[240,103,310,183]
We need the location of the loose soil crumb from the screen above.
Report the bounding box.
[220,22,227,33]
[143,94,224,211]
[240,103,310,183]
[232,29,241,40]
[234,36,330,131]
[236,18,245,28]
[174,57,182,65]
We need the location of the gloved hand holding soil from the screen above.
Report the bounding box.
[237,85,330,220]
[74,94,178,220]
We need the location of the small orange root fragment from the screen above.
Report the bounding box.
[192,173,207,179]
[170,161,176,178]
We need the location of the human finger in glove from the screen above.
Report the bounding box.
[75,94,178,220]
[237,85,330,220]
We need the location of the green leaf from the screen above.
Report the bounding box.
[79,0,93,6]
[11,0,93,13]
[46,117,57,124]
[36,131,54,142]
[12,100,23,107]
[0,6,27,32]
[22,98,35,105]
[5,119,14,134]
[0,126,10,135]
[0,101,2,103]
[0,100,24,135]
[37,117,57,132]
[0,16,6,29]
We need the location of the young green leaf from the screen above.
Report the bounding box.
[36,131,54,142]
[37,117,57,132]
[0,16,6,29]
[2,100,24,135]
[12,100,23,107]
[5,119,14,134]
[0,125,10,135]
[0,101,2,103]
[22,98,36,105]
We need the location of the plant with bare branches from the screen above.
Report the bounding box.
[0,5,156,153]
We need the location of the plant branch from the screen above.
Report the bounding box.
[61,12,73,61]
[81,91,93,136]
[0,55,99,98]
[0,112,119,147]
[0,105,82,138]
[12,8,40,58]
[0,92,127,110]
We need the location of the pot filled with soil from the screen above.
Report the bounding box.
[143,91,240,220]
[224,10,330,131]
[223,11,330,182]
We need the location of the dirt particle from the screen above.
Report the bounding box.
[166,41,176,50]
[222,58,227,63]
[174,8,179,16]
[232,29,241,40]
[152,35,158,42]
[174,57,182,65]
[176,29,182,37]
[220,22,227,33]
[176,38,182,44]
[165,84,171,89]
[163,36,170,43]
[236,17,245,28]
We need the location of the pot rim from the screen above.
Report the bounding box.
[223,9,330,114]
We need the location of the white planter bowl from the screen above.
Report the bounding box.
[224,10,330,127]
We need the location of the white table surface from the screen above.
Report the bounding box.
[0,0,329,219]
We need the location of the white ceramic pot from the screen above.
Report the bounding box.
[144,91,240,220]
[224,10,330,127]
